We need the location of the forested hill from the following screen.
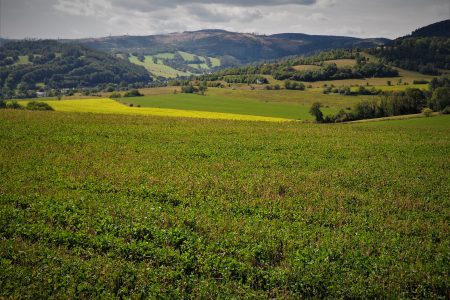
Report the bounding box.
[369,20,450,75]
[66,30,389,64]
[0,40,151,92]
[411,19,450,37]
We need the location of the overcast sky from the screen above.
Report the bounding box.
[0,0,449,39]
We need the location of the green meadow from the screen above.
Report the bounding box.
[124,92,338,120]
[1,109,449,298]
[128,51,221,78]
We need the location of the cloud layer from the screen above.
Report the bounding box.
[0,0,448,39]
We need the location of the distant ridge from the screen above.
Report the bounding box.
[63,30,390,65]
[410,19,450,37]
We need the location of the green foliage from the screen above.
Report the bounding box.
[325,88,428,122]
[0,40,151,90]
[5,101,23,109]
[0,110,449,298]
[181,85,198,94]
[429,87,450,111]
[26,101,54,111]
[285,81,305,90]
[123,90,143,97]
[224,75,268,84]
[370,37,450,75]
[109,92,122,99]
[309,102,323,122]
[422,107,433,117]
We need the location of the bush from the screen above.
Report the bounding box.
[442,106,450,114]
[285,81,305,90]
[0,100,5,109]
[181,85,198,94]
[123,90,143,97]
[429,87,450,111]
[110,92,122,98]
[26,101,54,111]
[422,107,433,117]
[6,101,23,109]
[309,102,323,123]
[413,80,429,84]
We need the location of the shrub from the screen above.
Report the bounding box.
[413,79,429,84]
[110,92,122,98]
[309,102,323,123]
[26,101,54,111]
[422,108,433,117]
[429,87,450,111]
[181,85,198,94]
[0,100,5,109]
[123,90,143,97]
[285,81,305,90]
[6,101,23,109]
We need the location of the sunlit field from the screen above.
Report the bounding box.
[1,110,449,298]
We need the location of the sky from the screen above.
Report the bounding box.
[0,0,449,39]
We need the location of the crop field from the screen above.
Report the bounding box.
[206,87,370,107]
[0,109,449,298]
[124,93,338,120]
[17,98,288,122]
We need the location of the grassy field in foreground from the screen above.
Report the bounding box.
[18,98,289,122]
[0,110,449,298]
[124,93,339,120]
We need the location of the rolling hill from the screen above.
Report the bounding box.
[0,40,151,94]
[369,19,450,75]
[410,19,450,37]
[66,29,389,66]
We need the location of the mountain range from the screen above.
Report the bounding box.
[65,30,389,64]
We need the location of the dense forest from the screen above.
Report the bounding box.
[369,20,450,75]
[198,49,398,83]
[0,40,151,97]
[314,76,450,123]
[369,37,450,75]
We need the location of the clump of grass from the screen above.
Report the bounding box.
[26,101,54,111]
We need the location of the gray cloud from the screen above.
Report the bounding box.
[185,5,264,23]
[109,0,317,10]
[0,0,448,39]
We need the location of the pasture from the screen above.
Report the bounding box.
[123,92,339,120]
[0,110,449,298]
[128,51,221,78]
[129,55,191,78]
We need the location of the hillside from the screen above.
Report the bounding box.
[66,30,389,66]
[369,20,450,75]
[0,40,151,95]
[411,19,450,37]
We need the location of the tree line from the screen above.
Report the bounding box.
[369,37,450,75]
[196,49,398,83]
[310,77,450,123]
[0,40,151,99]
